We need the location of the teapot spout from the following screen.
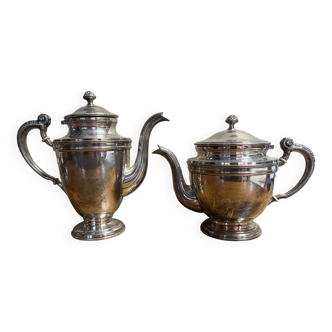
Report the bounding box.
[122,113,168,197]
[152,145,203,213]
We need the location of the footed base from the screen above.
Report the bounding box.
[201,218,261,241]
[72,218,125,241]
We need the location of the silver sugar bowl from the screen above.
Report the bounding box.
[18,91,168,240]
[153,115,315,241]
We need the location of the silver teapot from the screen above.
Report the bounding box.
[17,91,168,241]
[153,115,315,241]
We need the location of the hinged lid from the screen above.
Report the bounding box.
[195,115,270,146]
[64,91,118,119]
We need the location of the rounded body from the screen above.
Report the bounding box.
[191,172,275,222]
[188,145,278,224]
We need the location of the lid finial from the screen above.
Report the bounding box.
[83,91,96,106]
[225,115,238,130]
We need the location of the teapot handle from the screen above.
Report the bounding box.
[269,137,315,205]
[17,114,65,192]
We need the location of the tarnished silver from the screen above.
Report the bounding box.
[18,91,168,241]
[153,115,315,241]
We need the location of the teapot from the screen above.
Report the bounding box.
[153,115,315,241]
[17,91,168,241]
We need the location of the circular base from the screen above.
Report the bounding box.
[201,219,262,241]
[71,218,125,241]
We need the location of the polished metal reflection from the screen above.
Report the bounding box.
[57,150,125,219]
[194,174,274,220]
[153,115,315,241]
[17,91,168,241]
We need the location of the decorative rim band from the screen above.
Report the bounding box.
[42,135,51,143]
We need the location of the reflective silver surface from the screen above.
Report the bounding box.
[153,115,315,241]
[56,150,125,219]
[17,91,168,240]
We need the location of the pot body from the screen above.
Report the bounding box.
[52,114,132,231]
[188,143,278,223]
[55,149,126,220]
[190,170,276,222]
[51,112,134,240]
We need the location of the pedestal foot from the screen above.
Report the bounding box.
[71,218,125,241]
[200,218,262,241]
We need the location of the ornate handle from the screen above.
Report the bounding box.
[269,137,315,204]
[17,114,65,192]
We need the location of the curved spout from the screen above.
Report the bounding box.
[122,113,169,197]
[152,145,203,213]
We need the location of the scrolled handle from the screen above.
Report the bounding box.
[17,114,65,192]
[269,137,315,204]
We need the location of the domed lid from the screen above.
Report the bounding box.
[188,114,277,170]
[64,91,118,119]
[195,115,270,146]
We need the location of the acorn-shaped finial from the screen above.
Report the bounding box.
[83,91,96,106]
[225,115,238,130]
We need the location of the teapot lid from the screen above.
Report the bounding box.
[64,91,118,119]
[195,115,270,146]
